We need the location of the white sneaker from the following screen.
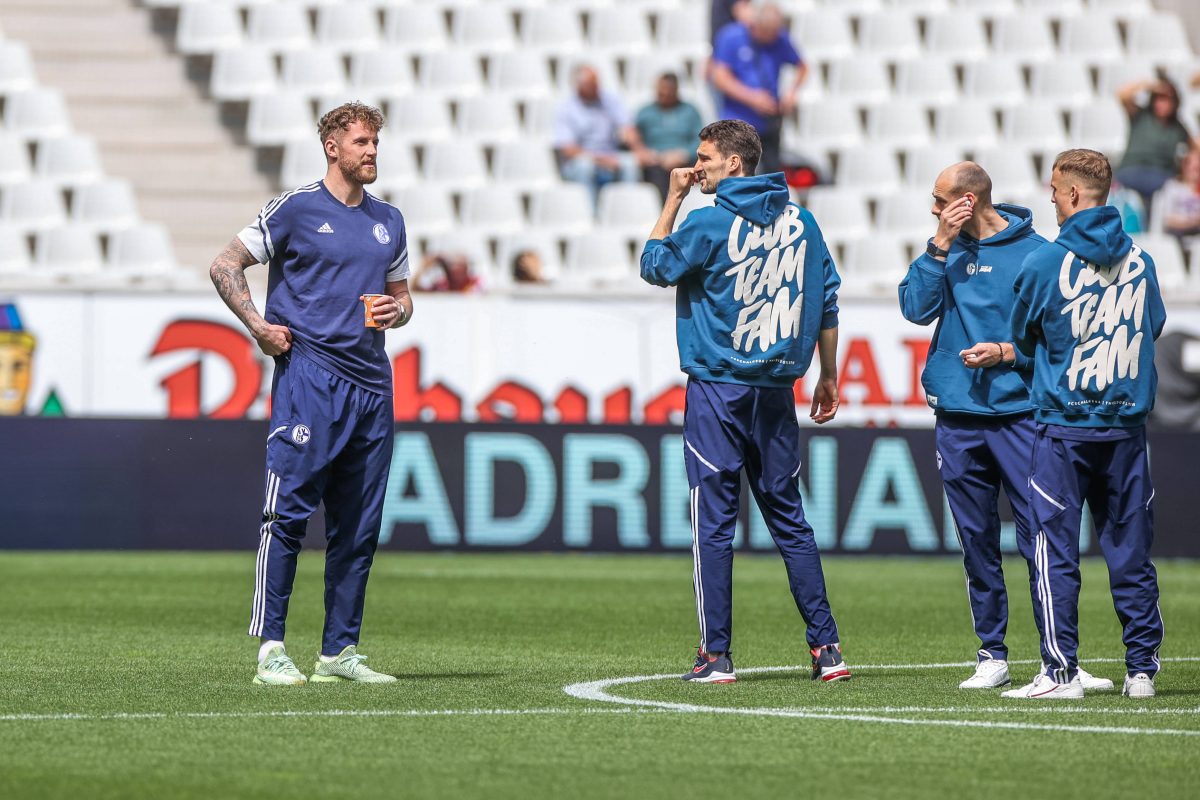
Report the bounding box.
[959,659,1010,689]
[1076,667,1114,691]
[1123,672,1156,698]
[1001,673,1084,699]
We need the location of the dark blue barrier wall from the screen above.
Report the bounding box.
[1,419,1196,557]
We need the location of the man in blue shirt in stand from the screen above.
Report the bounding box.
[710,2,806,175]
[1007,149,1167,700]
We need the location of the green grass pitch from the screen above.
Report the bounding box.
[1,552,1197,799]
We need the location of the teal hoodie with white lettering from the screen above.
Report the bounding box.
[1010,205,1166,428]
[640,173,840,388]
[899,204,1045,416]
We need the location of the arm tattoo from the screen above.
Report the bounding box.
[209,238,264,334]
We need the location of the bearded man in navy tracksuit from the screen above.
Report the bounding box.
[641,119,849,685]
[1006,149,1166,700]
[898,163,1111,693]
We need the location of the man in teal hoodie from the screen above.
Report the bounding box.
[1007,149,1166,700]
[641,119,849,685]
[898,162,1116,693]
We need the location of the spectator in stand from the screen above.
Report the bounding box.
[554,64,649,206]
[709,2,806,175]
[636,73,705,200]
[1157,149,1200,241]
[413,252,484,294]
[1115,76,1196,213]
[511,250,549,285]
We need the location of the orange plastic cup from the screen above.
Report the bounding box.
[361,293,385,328]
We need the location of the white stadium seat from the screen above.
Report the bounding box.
[383,4,448,53]
[459,185,527,236]
[247,2,314,53]
[1095,60,1157,100]
[654,8,710,61]
[71,178,141,233]
[827,57,892,105]
[456,95,522,144]
[792,11,856,61]
[972,146,1041,196]
[876,190,936,234]
[835,145,903,194]
[246,92,315,146]
[0,225,32,273]
[962,58,1028,108]
[175,1,242,55]
[865,101,932,149]
[349,50,415,96]
[597,182,662,238]
[934,101,1000,151]
[1018,0,1083,18]
[904,145,963,189]
[210,49,277,101]
[109,223,178,273]
[1126,14,1194,63]
[992,16,1056,64]
[923,14,988,63]
[623,53,691,98]
[35,135,104,187]
[279,139,329,188]
[894,58,960,106]
[793,99,864,153]
[388,187,456,237]
[0,41,37,93]
[487,52,555,100]
[841,235,910,290]
[492,140,559,191]
[1003,102,1070,152]
[564,231,635,279]
[0,133,33,185]
[450,3,517,53]
[587,8,652,55]
[36,226,104,273]
[803,187,872,241]
[382,92,452,144]
[1,182,68,232]
[496,231,564,286]
[529,184,594,235]
[280,49,348,99]
[1029,61,1096,111]
[3,88,72,141]
[1069,100,1127,156]
[520,6,586,57]
[370,136,418,193]
[858,11,922,62]
[418,51,485,96]
[1134,234,1187,292]
[421,141,489,190]
[315,1,382,52]
[1058,16,1124,64]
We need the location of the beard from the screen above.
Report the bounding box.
[340,157,377,185]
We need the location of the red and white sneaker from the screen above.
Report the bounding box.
[1001,673,1084,699]
[810,643,851,682]
[682,648,736,684]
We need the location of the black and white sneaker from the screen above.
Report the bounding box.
[682,648,736,683]
[810,643,851,682]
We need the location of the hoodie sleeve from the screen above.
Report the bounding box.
[1010,256,1042,359]
[897,253,946,326]
[820,234,840,329]
[640,210,714,287]
[1146,256,1168,340]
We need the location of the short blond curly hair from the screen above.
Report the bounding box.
[318,102,385,145]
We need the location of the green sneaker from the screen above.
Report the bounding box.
[310,645,397,684]
[253,645,307,686]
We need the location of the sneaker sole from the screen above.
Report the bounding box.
[252,675,306,686]
[309,673,397,684]
[819,669,851,683]
[684,673,737,684]
[959,679,1012,689]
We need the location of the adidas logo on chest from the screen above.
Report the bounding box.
[317,222,334,234]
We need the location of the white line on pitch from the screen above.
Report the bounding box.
[0,707,660,723]
[562,659,1200,737]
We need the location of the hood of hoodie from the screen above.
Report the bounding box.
[714,172,790,227]
[1055,205,1132,268]
[957,204,1037,246]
